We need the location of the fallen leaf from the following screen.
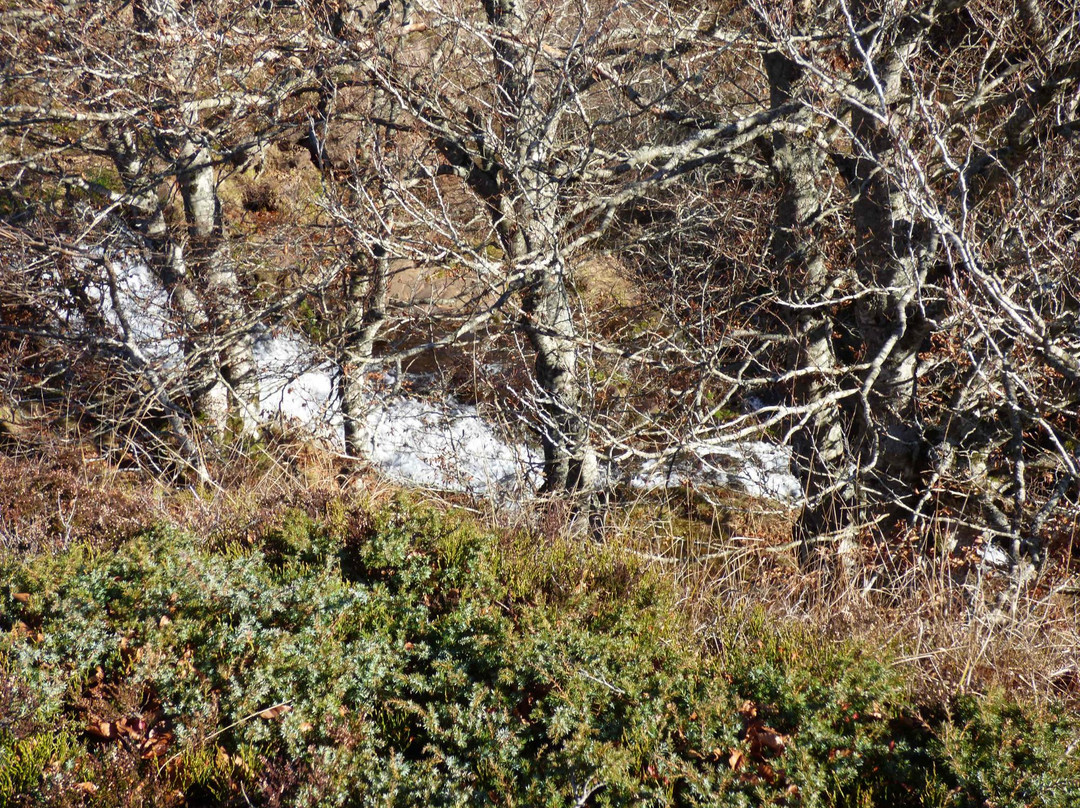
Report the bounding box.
[259,704,293,720]
[758,762,778,784]
[74,782,99,795]
[747,722,787,757]
[140,731,173,759]
[12,592,30,604]
[728,749,745,770]
[117,716,147,738]
[86,720,115,741]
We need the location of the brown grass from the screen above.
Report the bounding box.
[607,486,1080,709]
[3,439,1078,713]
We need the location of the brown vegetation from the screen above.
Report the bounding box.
[2,0,1079,666]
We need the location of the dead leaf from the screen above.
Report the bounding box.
[728,748,745,770]
[140,730,173,759]
[259,704,293,720]
[12,592,30,604]
[117,716,147,738]
[86,720,116,741]
[747,722,787,757]
[74,782,99,795]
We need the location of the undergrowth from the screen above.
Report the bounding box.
[1,494,1078,807]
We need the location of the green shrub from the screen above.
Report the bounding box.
[934,693,1080,808]
[0,729,82,806]
[1,497,1077,806]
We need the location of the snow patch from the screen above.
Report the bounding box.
[631,439,803,503]
[253,331,341,436]
[979,542,1012,570]
[99,262,181,362]
[251,332,540,497]
[359,397,541,497]
[102,258,802,503]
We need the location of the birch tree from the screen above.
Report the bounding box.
[364,0,1080,562]
[614,0,1080,568]
[351,0,617,493]
[1,0,326,462]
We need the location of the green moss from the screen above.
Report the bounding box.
[82,166,124,195]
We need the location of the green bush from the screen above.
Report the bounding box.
[0,729,81,806]
[1,497,1077,806]
[933,694,1080,808]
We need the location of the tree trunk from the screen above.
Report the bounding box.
[839,13,938,528]
[341,245,389,458]
[177,135,259,439]
[522,243,598,494]
[483,0,597,496]
[103,123,224,453]
[763,50,854,568]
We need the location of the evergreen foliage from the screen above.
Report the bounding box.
[2,498,1077,806]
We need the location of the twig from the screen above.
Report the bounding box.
[157,700,293,775]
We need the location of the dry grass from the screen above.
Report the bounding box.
[3,438,1078,717]
[606,485,1080,711]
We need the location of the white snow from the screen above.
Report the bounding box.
[253,330,340,435]
[979,542,1012,570]
[98,262,181,362]
[251,331,541,497]
[359,396,541,496]
[101,258,801,503]
[631,439,803,503]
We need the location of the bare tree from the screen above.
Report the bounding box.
[375,0,608,493]
[4,0,1078,572]
[611,0,1080,570]
[1,0,333,464]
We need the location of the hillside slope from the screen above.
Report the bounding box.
[2,463,1078,807]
